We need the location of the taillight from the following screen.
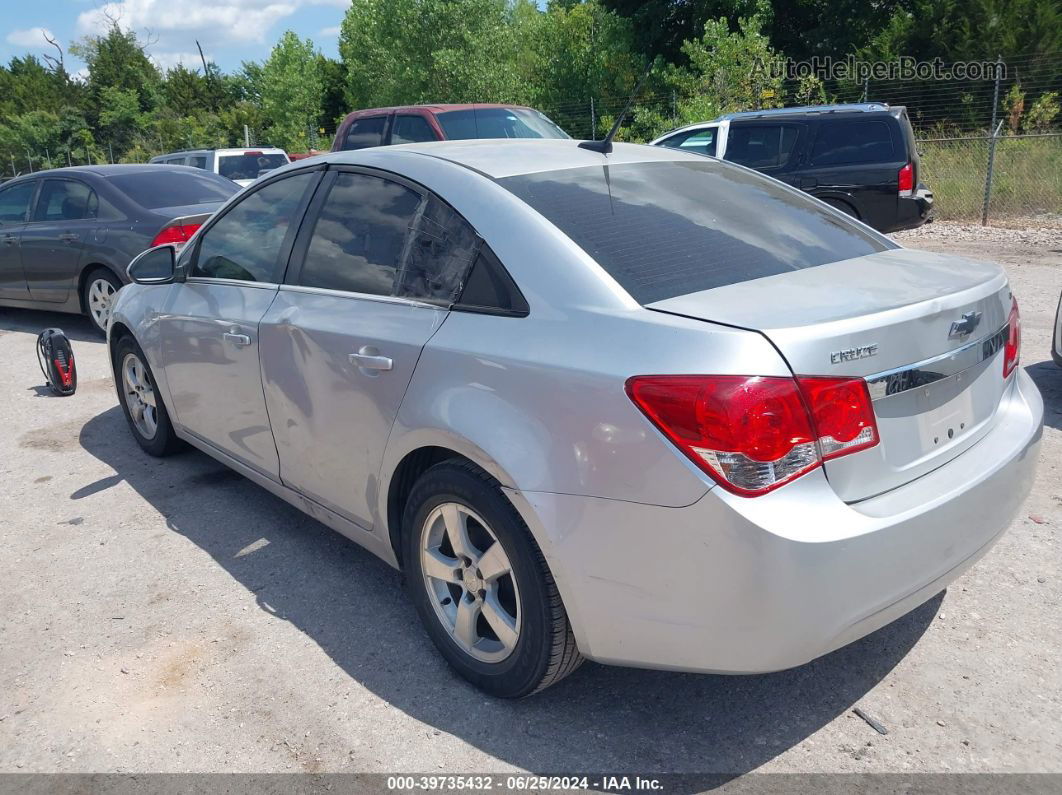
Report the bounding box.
[626,374,879,496]
[898,162,915,197]
[150,222,202,247]
[795,376,879,460]
[1003,296,1021,378]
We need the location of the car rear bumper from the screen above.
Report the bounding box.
[511,368,1041,674]
[887,188,934,232]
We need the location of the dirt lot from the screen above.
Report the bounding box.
[0,223,1060,782]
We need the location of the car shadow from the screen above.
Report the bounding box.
[1026,360,1062,431]
[77,406,939,782]
[0,306,102,344]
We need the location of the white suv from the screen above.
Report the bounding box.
[149,147,290,187]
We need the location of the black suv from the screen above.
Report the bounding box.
[652,103,933,233]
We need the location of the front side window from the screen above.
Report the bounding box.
[33,180,95,221]
[810,120,897,166]
[340,116,387,150]
[193,171,314,282]
[725,124,800,169]
[499,160,891,305]
[0,181,36,223]
[659,128,717,157]
[392,114,438,144]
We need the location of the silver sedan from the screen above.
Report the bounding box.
[109,140,1043,697]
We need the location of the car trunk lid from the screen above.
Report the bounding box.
[647,247,1014,501]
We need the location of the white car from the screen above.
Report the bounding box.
[149,147,290,187]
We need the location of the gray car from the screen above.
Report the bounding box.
[108,141,1043,697]
[0,164,238,334]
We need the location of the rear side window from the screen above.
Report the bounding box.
[340,116,387,150]
[298,172,422,296]
[659,128,717,157]
[33,180,94,221]
[499,160,891,305]
[108,170,237,209]
[810,120,897,166]
[0,181,36,222]
[296,173,506,308]
[188,155,208,169]
[725,124,800,168]
[392,114,437,144]
[193,172,314,282]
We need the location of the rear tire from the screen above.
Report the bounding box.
[112,335,182,457]
[83,268,121,337]
[403,460,582,697]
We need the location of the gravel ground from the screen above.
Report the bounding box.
[0,223,1060,783]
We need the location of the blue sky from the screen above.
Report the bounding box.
[1,0,353,76]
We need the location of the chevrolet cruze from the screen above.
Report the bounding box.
[108,140,1043,697]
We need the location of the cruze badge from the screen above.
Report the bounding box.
[949,310,983,338]
[830,344,879,364]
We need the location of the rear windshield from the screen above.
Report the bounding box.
[108,170,238,209]
[436,108,569,140]
[108,168,237,209]
[498,160,892,304]
[218,153,289,181]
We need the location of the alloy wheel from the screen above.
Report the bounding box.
[420,502,521,663]
[88,278,117,330]
[121,352,158,440]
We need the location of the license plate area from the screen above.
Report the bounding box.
[873,356,1000,466]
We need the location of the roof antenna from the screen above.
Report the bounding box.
[579,65,653,155]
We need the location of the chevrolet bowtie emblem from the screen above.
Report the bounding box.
[949,311,982,338]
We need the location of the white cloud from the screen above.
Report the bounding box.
[76,0,346,46]
[318,25,341,37]
[6,26,57,48]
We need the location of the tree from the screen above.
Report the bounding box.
[339,0,538,108]
[260,31,324,151]
[598,0,762,64]
[532,0,645,138]
[71,23,162,124]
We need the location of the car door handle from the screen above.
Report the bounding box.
[223,332,251,347]
[349,349,393,371]
[1,234,17,246]
[59,232,80,243]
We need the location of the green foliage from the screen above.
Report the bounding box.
[0,0,1058,175]
[339,0,538,108]
[677,14,784,114]
[1026,91,1060,132]
[260,31,324,151]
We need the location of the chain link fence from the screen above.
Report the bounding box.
[917,132,1062,223]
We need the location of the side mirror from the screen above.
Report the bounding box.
[128,245,176,285]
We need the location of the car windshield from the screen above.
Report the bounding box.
[107,170,239,210]
[436,108,569,140]
[218,153,289,181]
[498,160,891,304]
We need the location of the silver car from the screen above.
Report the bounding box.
[109,140,1043,697]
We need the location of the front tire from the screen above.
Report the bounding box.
[403,460,582,697]
[83,268,121,337]
[113,335,181,457]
